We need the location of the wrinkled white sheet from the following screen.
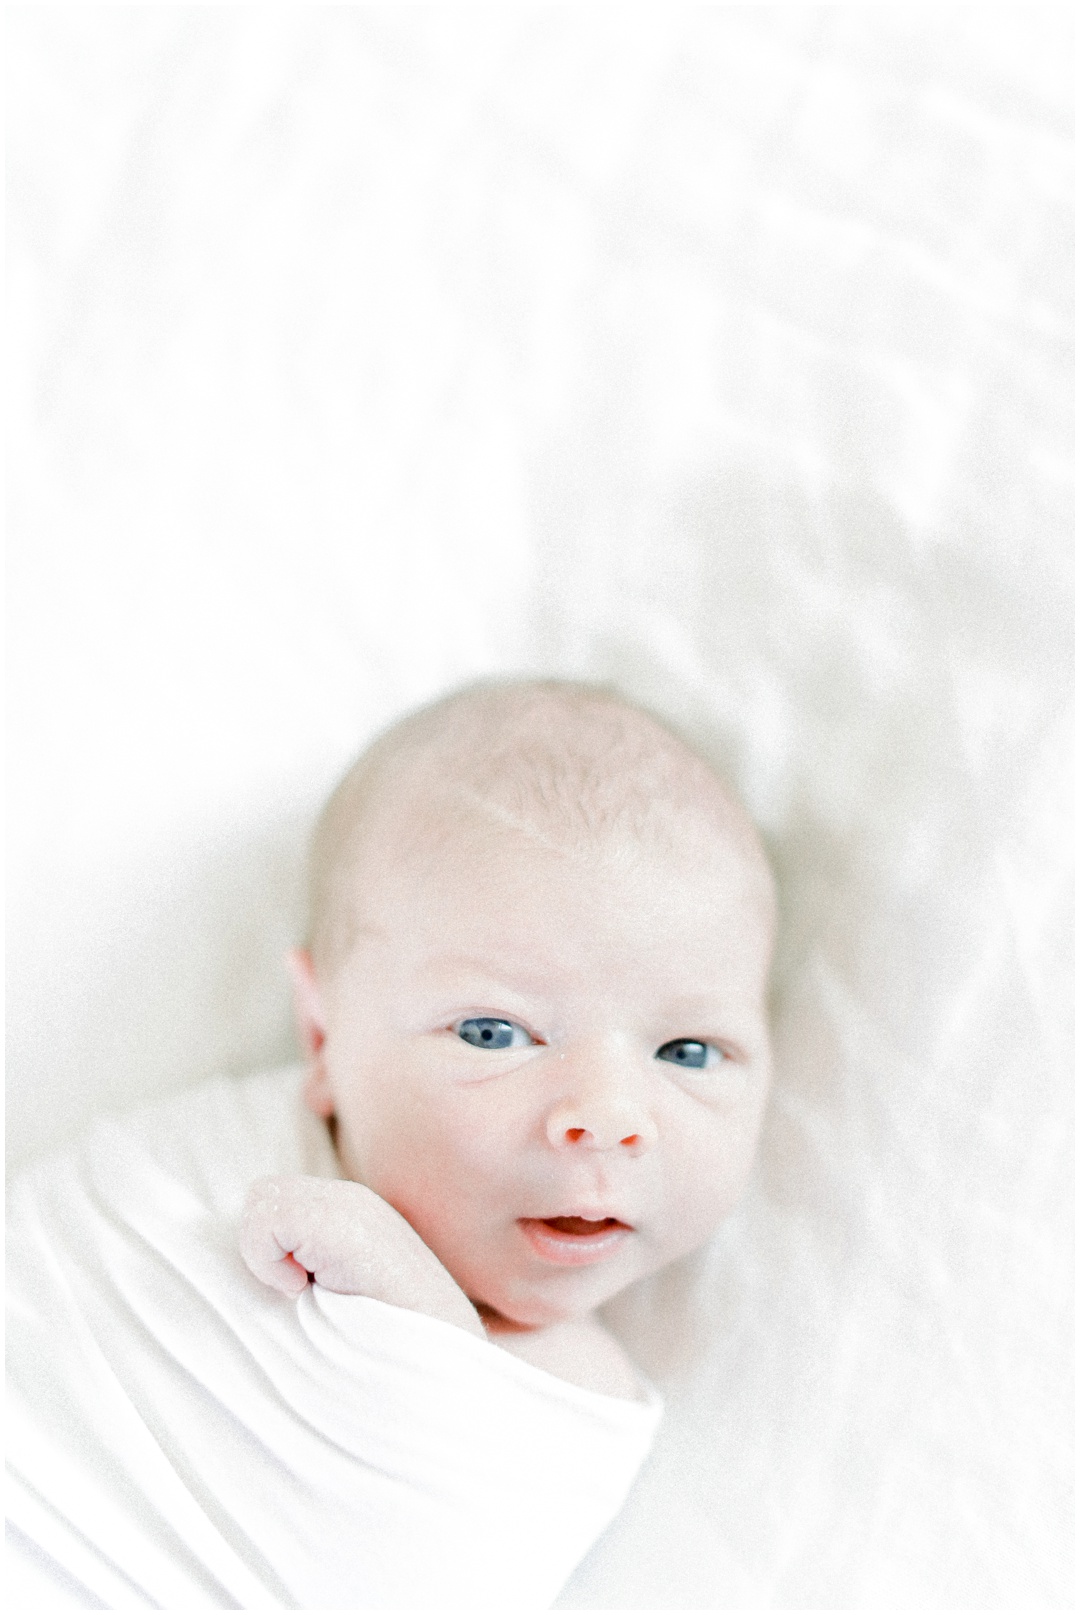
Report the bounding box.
[8,5,1072,1609]
[7,1069,661,1610]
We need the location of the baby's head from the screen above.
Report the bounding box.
[292,680,776,1328]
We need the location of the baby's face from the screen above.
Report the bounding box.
[304,808,773,1328]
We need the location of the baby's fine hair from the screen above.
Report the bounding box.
[307,678,773,973]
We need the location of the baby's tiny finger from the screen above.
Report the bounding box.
[273,1252,312,1295]
[240,1198,295,1284]
[240,1217,311,1294]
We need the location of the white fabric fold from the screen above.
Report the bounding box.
[7,1069,661,1610]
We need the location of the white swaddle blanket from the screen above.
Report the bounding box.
[7,1069,662,1610]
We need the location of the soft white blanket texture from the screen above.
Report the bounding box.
[8,4,1072,1609]
[7,1069,662,1610]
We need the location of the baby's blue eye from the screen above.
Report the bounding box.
[455,1017,531,1050]
[656,1039,717,1069]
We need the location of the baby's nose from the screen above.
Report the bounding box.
[544,1096,658,1156]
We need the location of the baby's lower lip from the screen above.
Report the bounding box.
[517,1216,633,1266]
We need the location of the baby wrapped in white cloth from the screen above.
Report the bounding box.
[8,680,776,1609]
[8,1071,661,1609]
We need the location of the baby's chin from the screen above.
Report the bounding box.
[428,1219,674,1331]
[469,1294,595,1332]
[463,1270,627,1332]
[470,1299,549,1334]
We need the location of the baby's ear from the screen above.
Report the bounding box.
[286,947,335,1118]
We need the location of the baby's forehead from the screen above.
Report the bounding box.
[310,684,776,968]
[384,694,745,834]
[342,781,776,1035]
[367,743,742,875]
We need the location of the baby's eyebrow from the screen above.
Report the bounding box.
[655,993,765,1046]
[417,955,555,995]
[646,981,726,1010]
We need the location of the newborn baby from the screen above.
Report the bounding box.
[8,678,776,1611]
[242,680,776,1399]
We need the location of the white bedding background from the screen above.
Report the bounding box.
[8,5,1072,1609]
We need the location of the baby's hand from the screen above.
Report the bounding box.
[240,1175,485,1338]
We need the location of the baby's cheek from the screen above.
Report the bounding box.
[666,1122,759,1237]
[404,1092,520,1188]
[709,1064,754,1106]
[334,1080,438,1178]
[352,1104,502,1230]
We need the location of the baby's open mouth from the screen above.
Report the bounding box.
[540,1216,629,1236]
[518,1215,633,1266]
